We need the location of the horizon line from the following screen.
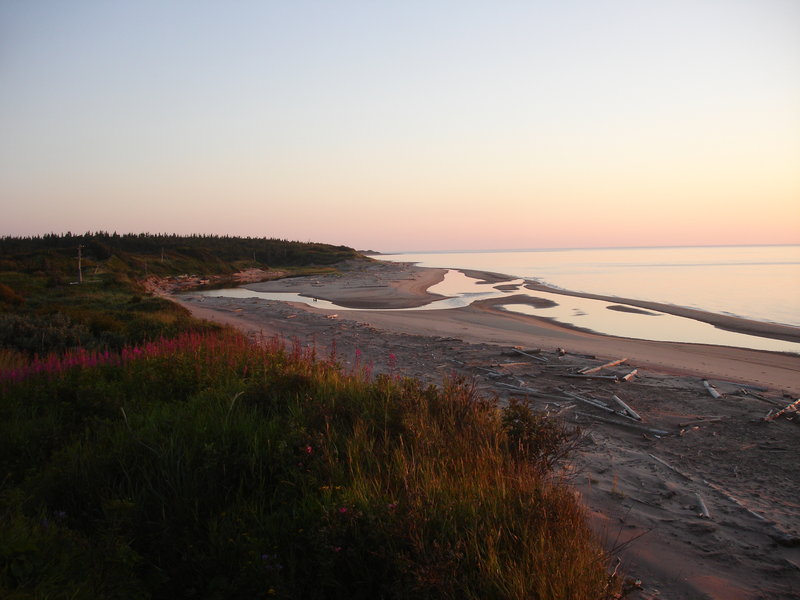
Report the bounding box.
[377,242,800,255]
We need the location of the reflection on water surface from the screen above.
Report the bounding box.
[193,269,800,354]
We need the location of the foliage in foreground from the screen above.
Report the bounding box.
[0,331,618,599]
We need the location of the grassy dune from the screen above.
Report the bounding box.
[0,234,619,599]
[1,332,617,599]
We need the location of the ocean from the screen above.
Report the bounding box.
[199,245,800,353]
[380,245,800,354]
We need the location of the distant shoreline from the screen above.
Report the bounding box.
[379,245,800,331]
[179,259,800,394]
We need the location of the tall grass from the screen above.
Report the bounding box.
[0,331,618,599]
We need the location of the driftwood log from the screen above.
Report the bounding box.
[511,348,549,363]
[611,394,642,421]
[703,379,722,399]
[580,357,628,374]
[763,398,800,422]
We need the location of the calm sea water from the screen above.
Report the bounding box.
[383,245,800,328]
[198,245,800,353]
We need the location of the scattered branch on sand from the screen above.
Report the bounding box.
[678,417,725,427]
[575,412,669,436]
[648,453,693,481]
[561,373,619,381]
[621,369,638,382]
[495,382,541,394]
[510,347,549,363]
[580,357,628,374]
[494,383,572,405]
[763,398,800,422]
[475,367,504,379]
[714,380,769,392]
[702,479,766,522]
[611,394,642,421]
[739,389,787,407]
[695,493,711,519]
[702,379,722,399]
[559,390,617,414]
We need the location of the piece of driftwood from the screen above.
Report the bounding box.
[559,390,616,413]
[715,380,769,392]
[561,373,619,381]
[702,479,766,522]
[475,367,504,378]
[678,417,725,427]
[763,398,800,422]
[740,390,786,407]
[495,383,575,405]
[580,357,628,375]
[496,382,541,394]
[574,412,669,436]
[511,348,549,363]
[695,493,711,519]
[611,394,641,421]
[621,369,638,382]
[702,379,722,399]
[648,453,693,481]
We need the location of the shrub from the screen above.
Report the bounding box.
[0,283,24,306]
[0,313,95,355]
[0,333,619,599]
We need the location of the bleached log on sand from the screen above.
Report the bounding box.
[702,379,722,399]
[580,357,628,374]
[611,394,642,421]
[695,493,711,519]
[561,373,619,381]
[510,348,549,363]
[575,412,670,436]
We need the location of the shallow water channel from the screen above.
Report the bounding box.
[194,270,800,354]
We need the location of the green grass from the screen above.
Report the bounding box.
[1,332,619,599]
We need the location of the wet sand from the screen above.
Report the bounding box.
[172,260,800,600]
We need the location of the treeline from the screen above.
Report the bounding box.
[0,232,360,269]
[0,232,362,356]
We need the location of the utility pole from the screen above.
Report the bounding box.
[77,244,83,283]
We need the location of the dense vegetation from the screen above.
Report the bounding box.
[0,232,359,273]
[0,233,360,357]
[1,234,619,599]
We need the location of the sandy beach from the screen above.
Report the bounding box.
[173,260,800,600]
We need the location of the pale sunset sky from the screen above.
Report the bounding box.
[1,1,798,251]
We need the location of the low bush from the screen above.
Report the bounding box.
[0,283,24,306]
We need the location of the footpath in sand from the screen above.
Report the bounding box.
[173,260,800,600]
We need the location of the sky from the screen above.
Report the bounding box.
[1,1,798,252]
